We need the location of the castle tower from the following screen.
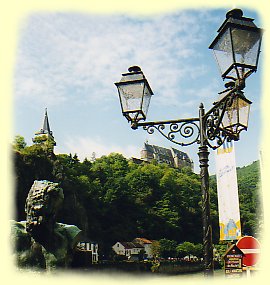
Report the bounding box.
[140,141,153,162]
[32,108,56,149]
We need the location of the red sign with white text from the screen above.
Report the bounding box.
[236,236,260,266]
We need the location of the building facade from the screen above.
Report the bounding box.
[140,142,193,170]
[77,240,99,264]
[132,238,153,259]
[112,241,144,260]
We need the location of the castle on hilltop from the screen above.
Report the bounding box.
[133,141,193,171]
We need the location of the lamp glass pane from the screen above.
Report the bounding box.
[141,84,152,118]
[232,28,261,77]
[221,96,251,134]
[222,101,238,129]
[212,29,234,76]
[232,28,261,64]
[238,97,251,128]
[118,82,144,113]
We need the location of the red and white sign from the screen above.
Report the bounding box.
[236,236,260,266]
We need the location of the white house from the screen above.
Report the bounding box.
[132,238,154,259]
[77,240,99,263]
[112,241,144,260]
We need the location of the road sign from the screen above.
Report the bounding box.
[224,244,244,277]
[236,236,260,266]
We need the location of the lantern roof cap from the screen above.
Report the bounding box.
[115,66,154,95]
[209,9,260,51]
[128,66,142,73]
[216,9,258,34]
[226,8,243,19]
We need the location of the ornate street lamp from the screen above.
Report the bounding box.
[209,8,263,85]
[114,9,262,277]
[115,66,153,125]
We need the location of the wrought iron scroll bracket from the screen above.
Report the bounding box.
[136,118,200,147]
[133,89,241,149]
[202,93,239,150]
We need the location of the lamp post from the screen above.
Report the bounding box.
[115,9,262,276]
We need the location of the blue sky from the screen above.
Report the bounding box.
[13,8,263,174]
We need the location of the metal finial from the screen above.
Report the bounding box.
[128,66,142,73]
[226,8,243,19]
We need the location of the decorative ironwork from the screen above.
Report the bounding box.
[139,119,200,146]
[142,121,202,147]
[202,89,240,149]
[136,88,243,150]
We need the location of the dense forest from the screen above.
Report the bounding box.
[12,135,262,257]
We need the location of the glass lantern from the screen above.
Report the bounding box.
[115,66,153,124]
[209,9,263,81]
[221,91,252,137]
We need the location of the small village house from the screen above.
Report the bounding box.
[112,241,144,261]
[132,238,154,259]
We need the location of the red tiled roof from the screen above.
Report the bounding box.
[133,237,153,244]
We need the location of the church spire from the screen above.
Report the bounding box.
[33,108,56,147]
[36,108,53,137]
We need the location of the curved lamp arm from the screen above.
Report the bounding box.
[131,86,246,150]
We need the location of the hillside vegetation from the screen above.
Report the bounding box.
[13,136,262,256]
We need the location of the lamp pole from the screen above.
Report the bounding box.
[115,8,262,277]
[198,103,213,276]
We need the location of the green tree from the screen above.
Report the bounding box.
[13,143,55,219]
[151,240,161,260]
[13,136,261,258]
[32,135,55,155]
[193,243,203,259]
[237,161,261,236]
[176,241,196,260]
[158,238,177,258]
[13,135,27,151]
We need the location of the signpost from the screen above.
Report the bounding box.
[224,244,244,278]
[236,236,261,277]
[236,236,260,266]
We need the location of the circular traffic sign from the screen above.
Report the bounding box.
[236,236,260,266]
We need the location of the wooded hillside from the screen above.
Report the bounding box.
[13,136,262,256]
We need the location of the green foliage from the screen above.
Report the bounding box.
[158,238,177,258]
[32,135,55,154]
[193,243,203,258]
[150,240,161,259]
[214,242,227,262]
[32,135,47,144]
[176,241,195,259]
[13,136,261,257]
[237,161,262,236]
[13,135,27,151]
[13,142,55,218]
[176,241,203,259]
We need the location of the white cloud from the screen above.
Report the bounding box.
[14,10,212,109]
[59,135,140,161]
